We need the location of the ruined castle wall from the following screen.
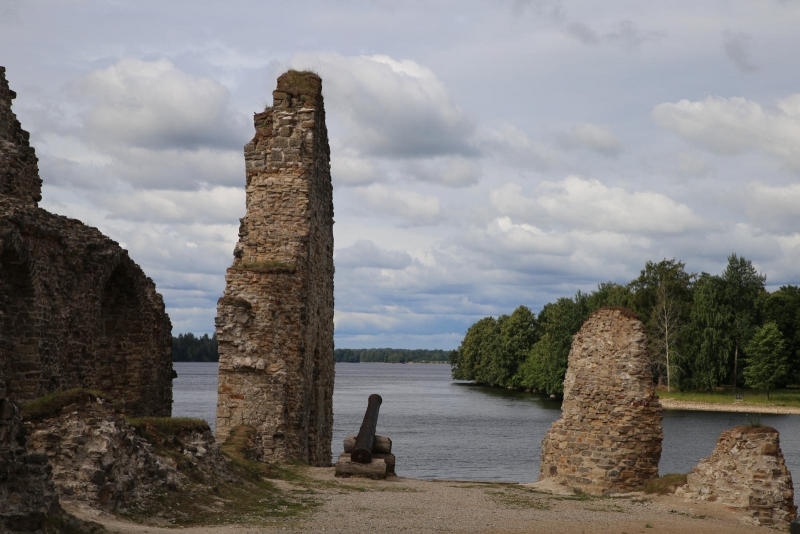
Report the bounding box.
[679,426,796,529]
[0,66,173,417]
[0,66,41,205]
[216,71,334,465]
[539,307,663,494]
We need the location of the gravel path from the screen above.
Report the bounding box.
[68,468,766,534]
[660,398,800,414]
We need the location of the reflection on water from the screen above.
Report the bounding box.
[174,361,799,503]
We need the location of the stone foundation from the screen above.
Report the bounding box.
[539,307,663,494]
[678,425,796,529]
[215,71,334,466]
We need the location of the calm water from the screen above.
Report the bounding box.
[174,362,800,497]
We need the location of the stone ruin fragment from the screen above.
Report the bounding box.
[215,71,334,466]
[1,65,174,531]
[539,306,663,494]
[678,425,796,530]
[0,67,174,416]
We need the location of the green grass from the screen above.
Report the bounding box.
[644,474,688,495]
[231,260,296,273]
[658,387,800,407]
[21,388,109,420]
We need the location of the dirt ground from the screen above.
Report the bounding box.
[66,467,768,534]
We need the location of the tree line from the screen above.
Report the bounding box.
[172,333,219,362]
[333,348,448,363]
[449,254,800,398]
[172,336,448,364]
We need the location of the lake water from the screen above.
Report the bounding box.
[174,362,800,499]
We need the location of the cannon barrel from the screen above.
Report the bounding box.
[351,394,382,464]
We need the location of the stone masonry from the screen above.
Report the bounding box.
[678,425,796,530]
[0,66,174,418]
[215,71,334,466]
[1,383,60,532]
[539,307,663,494]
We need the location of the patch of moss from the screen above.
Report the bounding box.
[21,388,109,421]
[644,473,688,495]
[277,70,321,96]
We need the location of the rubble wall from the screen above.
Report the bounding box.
[215,71,334,465]
[539,307,663,494]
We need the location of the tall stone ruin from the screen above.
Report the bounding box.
[215,71,334,466]
[0,66,173,415]
[539,307,663,494]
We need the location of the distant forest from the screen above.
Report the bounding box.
[333,348,448,363]
[172,334,447,364]
[450,254,800,398]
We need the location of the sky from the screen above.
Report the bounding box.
[2,0,800,349]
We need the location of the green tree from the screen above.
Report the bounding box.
[743,322,790,399]
[762,285,800,384]
[586,282,632,312]
[450,316,500,383]
[684,273,733,390]
[628,259,695,388]
[519,293,589,395]
[721,254,766,392]
[495,306,538,387]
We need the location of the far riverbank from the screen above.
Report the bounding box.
[659,398,800,415]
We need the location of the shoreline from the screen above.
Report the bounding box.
[659,398,800,415]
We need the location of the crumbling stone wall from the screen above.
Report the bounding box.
[678,425,796,529]
[215,71,334,466]
[539,307,663,494]
[0,398,60,532]
[0,66,173,416]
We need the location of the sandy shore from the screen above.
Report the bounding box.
[68,468,769,534]
[659,398,800,415]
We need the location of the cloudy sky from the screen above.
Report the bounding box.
[2,0,800,349]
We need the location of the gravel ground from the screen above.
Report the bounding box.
[660,398,800,414]
[68,467,766,534]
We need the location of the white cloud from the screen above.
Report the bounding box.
[78,58,248,151]
[477,123,557,170]
[746,182,800,234]
[101,186,244,225]
[335,240,414,270]
[330,155,379,186]
[355,184,441,225]
[653,94,800,173]
[677,152,710,177]
[286,52,477,158]
[490,176,706,235]
[723,30,757,73]
[561,123,622,156]
[403,156,482,188]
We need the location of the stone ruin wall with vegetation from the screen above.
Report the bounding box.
[1,65,175,531]
[539,306,663,494]
[215,70,334,466]
[679,425,796,529]
[0,67,174,417]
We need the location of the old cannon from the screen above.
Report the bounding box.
[351,393,382,463]
[334,394,396,478]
